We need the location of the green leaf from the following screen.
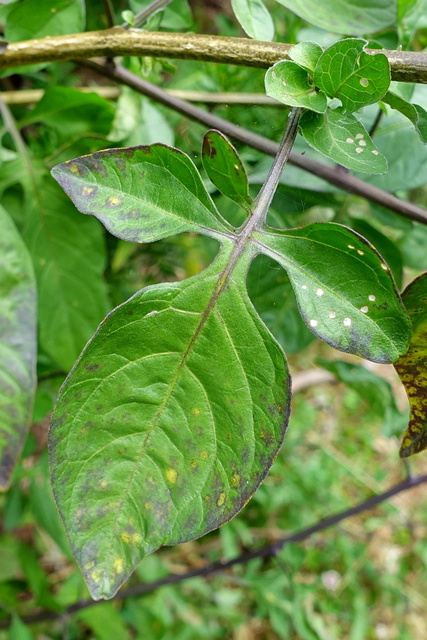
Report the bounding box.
[0,205,37,490]
[10,615,35,640]
[21,86,115,140]
[317,358,407,438]
[394,273,427,457]
[314,39,390,112]
[202,130,252,212]
[254,223,411,363]
[49,246,290,599]
[51,145,233,243]
[247,255,315,354]
[299,109,388,174]
[382,91,427,143]
[77,603,130,640]
[273,0,396,36]
[265,61,327,113]
[231,0,274,40]
[288,42,323,73]
[24,178,109,371]
[5,0,85,42]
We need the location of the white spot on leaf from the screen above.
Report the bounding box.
[368,295,376,302]
[309,319,318,327]
[357,250,364,255]
[348,245,355,250]
[381,263,388,270]
[343,317,352,326]
[355,134,364,139]
[316,288,324,296]
[355,147,364,154]
[372,150,379,155]
[328,311,336,319]
[302,284,307,290]
[360,306,369,313]
[346,138,354,144]
[359,140,367,147]
[360,78,369,87]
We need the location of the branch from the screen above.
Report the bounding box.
[81,60,427,225]
[0,29,426,83]
[3,472,426,629]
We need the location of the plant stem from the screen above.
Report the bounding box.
[4,471,427,628]
[251,108,302,228]
[122,0,175,28]
[80,60,427,225]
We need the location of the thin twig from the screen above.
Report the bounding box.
[2,472,426,629]
[369,108,384,137]
[122,0,175,29]
[102,0,116,28]
[80,59,427,225]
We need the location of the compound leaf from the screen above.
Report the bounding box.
[394,273,427,457]
[299,109,388,174]
[51,145,232,243]
[254,223,411,363]
[0,206,37,490]
[265,61,327,113]
[202,130,252,212]
[49,246,290,599]
[314,39,390,113]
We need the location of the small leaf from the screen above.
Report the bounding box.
[51,145,232,243]
[314,39,390,112]
[265,61,327,113]
[0,205,37,490]
[202,130,252,212]
[5,0,85,42]
[49,247,290,599]
[288,41,323,73]
[255,223,411,363]
[273,0,396,35]
[299,109,388,174]
[382,91,427,143]
[231,0,274,40]
[394,273,427,457]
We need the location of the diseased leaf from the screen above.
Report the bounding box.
[5,0,85,42]
[202,130,252,212]
[265,61,327,113]
[394,273,427,457]
[231,0,275,40]
[351,219,403,289]
[254,223,411,363]
[49,246,290,599]
[24,178,109,371]
[273,0,396,36]
[382,91,427,143]
[51,145,233,243]
[314,39,390,113]
[299,109,388,174]
[0,206,37,490]
[289,41,323,72]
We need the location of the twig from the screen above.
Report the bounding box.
[0,30,426,83]
[80,59,427,225]
[2,472,426,629]
[122,0,175,29]
[369,108,384,137]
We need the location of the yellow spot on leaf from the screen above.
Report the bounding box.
[69,164,80,175]
[84,561,95,570]
[231,474,240,487]
[113,558,124,574]
[200,451,209,460]
[217,492,226,507]
[192,408,201,415]
[120,533,131,543]
[82,186,95,196]
[166,468,178,483]
[107,195,122,206]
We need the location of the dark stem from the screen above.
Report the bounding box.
[369,108,384,137]
[122,0,175,28]
[3,472,427,629]
[79,60,427,226]
[102,0,116,28]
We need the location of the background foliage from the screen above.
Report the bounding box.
[1,0,427,637]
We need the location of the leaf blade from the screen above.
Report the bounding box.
[394,273,427,457]
[49,246,290,599]
[51,145,232,243]
[265,61,327,113]
[255,223,411,363]
[0,206,37,490]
